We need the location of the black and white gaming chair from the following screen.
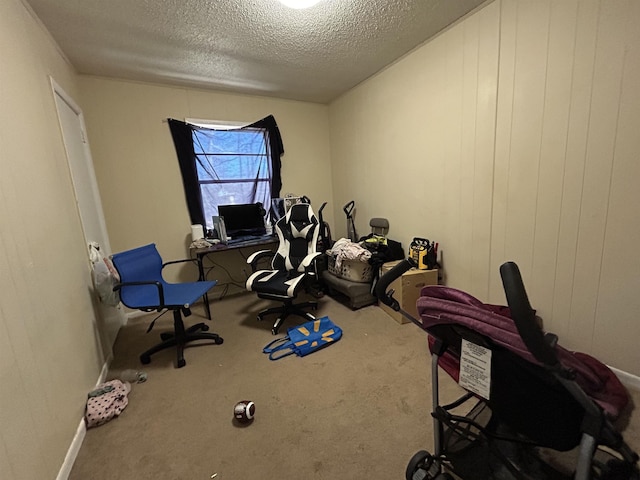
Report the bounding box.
[245,203,322,334]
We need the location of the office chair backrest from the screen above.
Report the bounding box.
[272,203,319,272]
[111,244,165,308]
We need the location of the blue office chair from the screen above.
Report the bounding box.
[111,243,223,368]
[245,203,322,334]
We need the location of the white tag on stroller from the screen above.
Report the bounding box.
[459,339,492,400]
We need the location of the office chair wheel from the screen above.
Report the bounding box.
[140,354,151,365]
[201,324,210,331]
[177,358,186,368]
[215,336,224,345]
[160,332,173,341]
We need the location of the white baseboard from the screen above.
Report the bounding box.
[56,354,112,480]
[55,418,86,480]
[610,366,640,392]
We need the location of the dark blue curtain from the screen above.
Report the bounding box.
[168,115,284,226]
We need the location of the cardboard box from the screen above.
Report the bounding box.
[379,261,438,324]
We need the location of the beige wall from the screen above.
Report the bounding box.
[329,0,640,375]
[77,77,333,289]
[3,0,640,478]
[0,1,108,479]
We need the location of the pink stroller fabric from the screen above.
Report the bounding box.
[417,285,629,419]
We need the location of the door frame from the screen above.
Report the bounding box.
[49,77,125,353]
[50,77,113,256]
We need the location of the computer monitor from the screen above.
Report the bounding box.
[218,203,266,238]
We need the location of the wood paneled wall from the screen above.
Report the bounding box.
[329,0,640,375]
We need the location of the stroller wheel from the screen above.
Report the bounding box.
[406,450,438,480]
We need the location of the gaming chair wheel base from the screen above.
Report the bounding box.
[256,301,318,335]
[256,313,282,335]
[272,317,284,335]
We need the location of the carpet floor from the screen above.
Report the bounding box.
[69,292,640,479]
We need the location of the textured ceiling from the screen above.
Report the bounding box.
[25,0,487,104]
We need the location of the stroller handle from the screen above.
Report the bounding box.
[375,258,417,309]
[500,262,559,367]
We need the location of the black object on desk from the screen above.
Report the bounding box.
[191,235,278,318]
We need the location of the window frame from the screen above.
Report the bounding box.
[187,119,274,230]
[168,115,284,229]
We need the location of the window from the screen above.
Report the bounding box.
[192,126,272,230]
[168,116,284,230]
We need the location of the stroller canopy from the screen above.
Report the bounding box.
[416,285,628,420]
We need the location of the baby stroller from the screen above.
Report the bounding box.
[376,259,639,480]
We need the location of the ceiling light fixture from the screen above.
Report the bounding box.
[278,0,323,9]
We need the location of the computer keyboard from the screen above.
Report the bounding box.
[226,236,254,244]
[226,235,272,245]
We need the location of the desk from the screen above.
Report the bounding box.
[191,235,278,319]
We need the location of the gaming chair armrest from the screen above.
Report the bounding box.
[113,280,166,309]
[297,252,322,272]
[246,249,275,272]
